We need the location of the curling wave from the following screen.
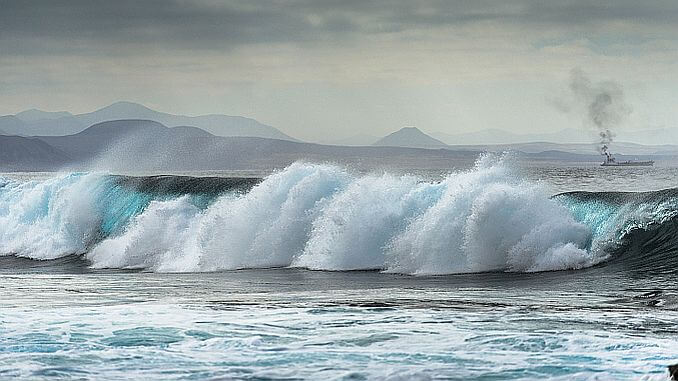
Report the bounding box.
[1,156,677,275]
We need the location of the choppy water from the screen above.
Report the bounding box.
[1,156,677,380]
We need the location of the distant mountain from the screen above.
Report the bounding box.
[169,125,214,137]
[37,119,211,161]
[6,109,85,136]
[70,119,168,138]
[0,116,25,136]
[75,101,296,140]
[15,109,73,122]
[1,101,296,140]
[7,116,86,136]
[0,135,71,170]
[373,127,448,149]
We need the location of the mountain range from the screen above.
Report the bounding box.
[2,103,678,172]
[23,119,484,172]
[342,127,678,156]
[0,101,294,140]
[4,101,677,147]
[2,120,675,173]
[330,127,678,147]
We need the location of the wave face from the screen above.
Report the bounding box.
[2,157,677,274]
[555,189,678,274]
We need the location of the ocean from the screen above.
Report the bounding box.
[1,155,677,380]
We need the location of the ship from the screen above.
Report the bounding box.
[601,151,654,167]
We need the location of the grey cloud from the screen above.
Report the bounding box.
[1,0,677,55]
[0,0,361,54]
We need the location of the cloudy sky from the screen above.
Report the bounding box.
[1,0,677,141]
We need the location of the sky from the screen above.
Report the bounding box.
[1,0,677,142]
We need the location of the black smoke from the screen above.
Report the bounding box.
[569,68,631,155]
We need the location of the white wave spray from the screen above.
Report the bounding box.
[86,157,600,274]
[0,173,102,259]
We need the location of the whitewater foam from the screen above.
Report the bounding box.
[384,157,595,274]
[87,196,202,270]
[0,173,102,259]
[10,156,669,274]
[88,163,350,271]
[78,157,603,274]
[293,174,445,270]
[0,172,225,261]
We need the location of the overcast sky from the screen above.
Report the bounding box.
[1,0,677,141]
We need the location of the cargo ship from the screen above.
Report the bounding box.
[601,152,654,167]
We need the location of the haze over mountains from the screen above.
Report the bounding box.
[324,134,379,147]
[1,118,674,173]
[330,127,678,147]
[1,101,678,172]
[337,126,678,157]
[432,129,589,145]
[3,101,677,147]
[14,119,488,172]
[0,101,294,140]
[431,128,678,147]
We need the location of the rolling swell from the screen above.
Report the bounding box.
[1,157,677,275]
[114,175,259,199]
[0,173,257,259]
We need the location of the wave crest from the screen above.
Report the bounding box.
[87,157,600,274]
[5,156,674,275]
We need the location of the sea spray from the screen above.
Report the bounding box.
[86,156,600,274]
[294,174,445,270]
[5,158,675,274]
[88,163,350,271]
[0,173,102,259]
[384,155,594,274]
[87,196,203,270]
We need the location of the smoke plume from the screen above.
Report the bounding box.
[569,68,631,155]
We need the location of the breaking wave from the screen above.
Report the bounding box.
[1,156,676,275]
